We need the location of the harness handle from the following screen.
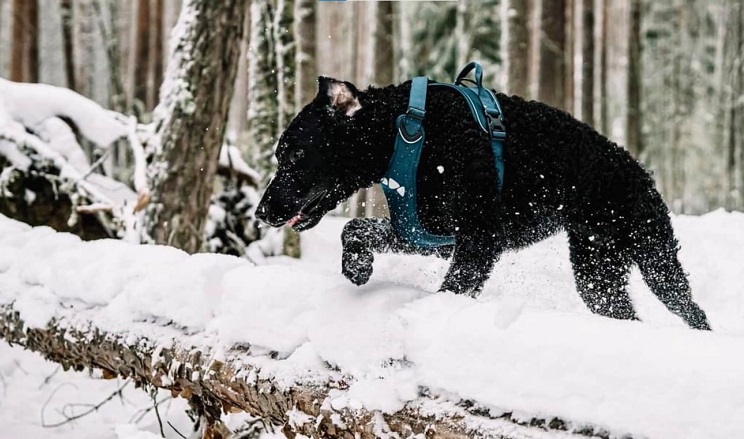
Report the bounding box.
[455,62,485,91]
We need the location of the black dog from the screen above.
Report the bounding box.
[256,76,710,330]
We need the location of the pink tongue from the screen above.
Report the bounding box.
[287,214,302,227]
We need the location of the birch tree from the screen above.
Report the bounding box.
[144,0,247,253]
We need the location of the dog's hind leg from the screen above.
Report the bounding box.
[439,228,503,297]
[567,231,638,321]
[341,218,451,286]
[630,218,711,330]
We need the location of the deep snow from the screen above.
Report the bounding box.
[1,211,744,438]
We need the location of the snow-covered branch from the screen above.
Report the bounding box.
[0,77,267,253]
[0,78,149,239]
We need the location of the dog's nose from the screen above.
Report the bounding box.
[255,200,269,222]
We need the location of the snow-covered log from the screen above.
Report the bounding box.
[3,213,744,439]
[0,216,552,439]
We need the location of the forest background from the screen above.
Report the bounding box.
[1,0,743,255]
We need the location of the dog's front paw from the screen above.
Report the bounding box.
[342,247,374,286]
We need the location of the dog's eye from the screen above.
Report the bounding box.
[288,149,305,164]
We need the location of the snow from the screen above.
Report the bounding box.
[2,211,744,438]
[0,339,194,439]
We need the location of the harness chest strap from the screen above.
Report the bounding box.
[381,64,507,249]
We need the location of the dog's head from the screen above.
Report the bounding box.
[256,77,372,231]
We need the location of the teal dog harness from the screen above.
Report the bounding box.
[381,62,506,249]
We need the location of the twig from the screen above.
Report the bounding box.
[149,387,166,438]
[81,149,111,180]
[76,203,114,214]
[168,421,188,439]
[129,395,172,424]
[38,365,60,390]
[41,380,130,428]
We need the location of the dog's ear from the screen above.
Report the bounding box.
[317,76,362,116]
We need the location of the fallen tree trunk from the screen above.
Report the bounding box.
[15,215,744,439]
[0,303,576,439]
[0,218,605,439]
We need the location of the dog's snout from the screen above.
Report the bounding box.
[255,199,269,222]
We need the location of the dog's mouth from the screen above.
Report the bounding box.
[286,191,329,231]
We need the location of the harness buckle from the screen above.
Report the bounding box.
[485,108,506,138]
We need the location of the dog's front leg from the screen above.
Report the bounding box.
[341,218,392,285]
[439,228,503,297]
[341,218,448,286]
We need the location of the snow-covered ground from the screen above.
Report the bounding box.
[1,211,744,438]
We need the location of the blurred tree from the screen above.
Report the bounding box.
[10,0,38,83]
[294,0,316,107]
[719,0,743,210]
[247,0,277,185]
[501,0,531,97]
[61,0,76,91]
[130,0,150,114]
[580,0,594,124]
[565,0,575,113]
[274,0,295,132]
[598,0,609,135]
[148,0,165,111]
[537,0,567,109]
[626,0,642,158]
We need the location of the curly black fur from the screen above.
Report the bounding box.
[256,77,710,330]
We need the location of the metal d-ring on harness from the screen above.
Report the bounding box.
[381,61,507,249]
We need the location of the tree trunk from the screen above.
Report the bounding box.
[565,0,575,113]
[148,0,165,111]
[501,0,531,98]
[144,0,247,253]
[723,0,744,209]
[537,0,566,109]
[227,10,251,136]
[10,0,38,83]
[247,0,278,184]
[130,0,151,114]
[366,1,394,219]
[580,0,594,125]
[294,0,316,108]
[274,0,296,132]
[598,0,609,135]
[374,2,394,86]
[626,0,642,159]
[60,0,76,91]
